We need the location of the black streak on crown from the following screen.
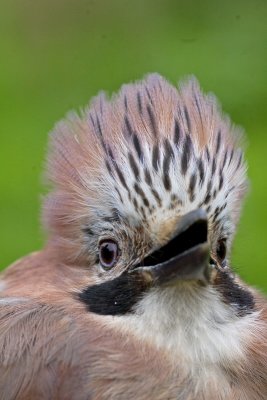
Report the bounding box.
[205,146,210,162]
[124,115,134,137]
[133,133,143,161]
[188,173,197,202]
[211,158,216,176]
[198,158,204,186]
[128,152,140,181]
[194,94,202,120]
[173,120,181,146]
[222,150,228,169]
[134,183,150,208]
[96,115,103,137]
[235,151,243,172]
[115,187,124,204]
[114,164,130,194]
[145,87,153,105]
[184,106,191,132]
[124,95,128,111]
[219,170,224,191]
[216,130,221,154]
[144,168,152,186]
[181,135,192,175]
[152,144,160,171]
[137,92,143,114]
[151,188,162,207]
[228,148,234,166]
[147,105,158,137]
[89,113,96,129]
[162,139,174,191]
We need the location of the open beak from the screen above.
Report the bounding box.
[131,209,211,286]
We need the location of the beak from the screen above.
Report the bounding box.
[79,209,211,316]
[131,209,211,286]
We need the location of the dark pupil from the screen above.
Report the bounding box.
[100,242,117,267]
[217,239,226,261]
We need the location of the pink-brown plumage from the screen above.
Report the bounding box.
[0,74,266,399]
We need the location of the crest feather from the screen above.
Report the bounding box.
[43,74,247,263]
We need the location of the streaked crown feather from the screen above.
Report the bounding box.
[43,74,247,263]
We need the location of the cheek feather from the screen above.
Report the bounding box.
[113,285,259,369]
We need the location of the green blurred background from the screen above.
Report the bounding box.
[0,0,266,291]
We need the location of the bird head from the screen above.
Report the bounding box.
[43,74,254,323]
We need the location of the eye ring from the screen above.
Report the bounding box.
[99,240,119,270]
[216,238,227,266]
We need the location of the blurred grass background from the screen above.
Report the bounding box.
[0,0,266,291]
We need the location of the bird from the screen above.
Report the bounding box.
[0,73,266,400]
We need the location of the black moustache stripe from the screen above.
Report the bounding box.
[78,267,255,317]
[78,271,150,316]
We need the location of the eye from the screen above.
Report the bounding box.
[99,240,119,270]
[216,238,227,265]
